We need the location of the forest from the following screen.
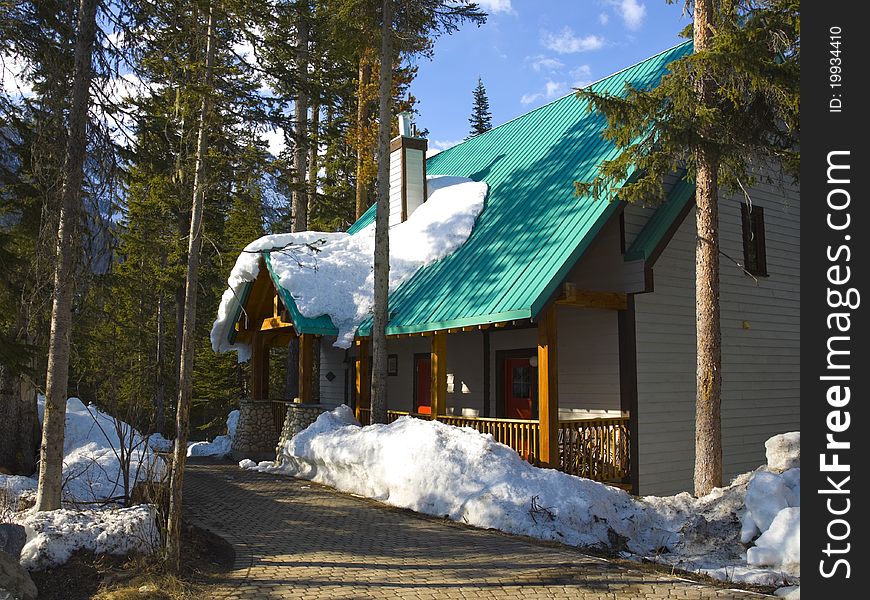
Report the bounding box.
[0,0,489,472]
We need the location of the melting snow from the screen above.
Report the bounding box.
[212,175,487,357]
[243,406,800,589]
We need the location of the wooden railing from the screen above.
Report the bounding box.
[558,417,630,482]
[343,407,629,485]
[437,415,540,462]
[271,400,290,431]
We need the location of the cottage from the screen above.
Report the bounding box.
[211,41,799,496]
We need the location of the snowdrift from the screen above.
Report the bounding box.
[244,406,800,588]
[187,409,240,457]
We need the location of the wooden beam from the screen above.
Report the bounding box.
[430,331,447,417]
[556,289,628,311]
[259,316,294,331]
[537,306,559,468]
[299,333,314,403]
[354,338,370,421]
[250,333,269,400]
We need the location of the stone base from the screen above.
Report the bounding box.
[231,399,278,462]
[276,403,332,458]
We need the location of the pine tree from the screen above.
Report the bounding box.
[574,0,799,496]
[468,76,491,137]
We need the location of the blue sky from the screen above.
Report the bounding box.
[410,0,692,153]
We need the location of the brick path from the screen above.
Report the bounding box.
[183,459,766,599]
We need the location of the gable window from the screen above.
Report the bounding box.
[740,204,768,277]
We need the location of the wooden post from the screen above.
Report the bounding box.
[250,332,269,400]
[537,307,559,468]
[354,338,370,421]
[299,333,314,403]
[431,331,447,418]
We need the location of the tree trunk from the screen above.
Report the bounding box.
[0,365,39,475]
[307,98,320,222]
[35,0,98,512]
[355,55,373,219]
[154,289,166,435]
[166,4,216,571]
[370,0,393,424]
[292,2,310,232]
[692,0,723,497]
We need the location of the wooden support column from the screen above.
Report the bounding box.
[430,331,447,418]
[537,306,559,468]
[354,338,370,421]
[618,295,640,494]
[299,333,314,403]
[250,332,269,400]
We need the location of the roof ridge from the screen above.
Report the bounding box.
[437,39,693,156]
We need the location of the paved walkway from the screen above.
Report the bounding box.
[183,459,766,600]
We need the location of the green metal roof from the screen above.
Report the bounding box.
[354,41,693,336]
[224,41,693,344]
[625,175,695,262]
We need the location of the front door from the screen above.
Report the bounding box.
[504,357,536,420]
[414,353,432,414]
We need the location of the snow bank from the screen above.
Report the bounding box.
[186,409,240,458]
[36,397,164,503]
[244,408,800,588]
[765,432,800,472]
[212,175,487,355]
[0,474,38,504]
[17,505,159,569]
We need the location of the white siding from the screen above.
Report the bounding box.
[319,339,348,407]
[567,218,645,293]
[634,174,800,496]
[388,149,403,227]
[405,148,426,217]
[556,306,623,418]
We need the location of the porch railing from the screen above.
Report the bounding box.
[557,418,630,482]
[356,407,629,485]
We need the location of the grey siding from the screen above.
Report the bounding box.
[633,174,800,496]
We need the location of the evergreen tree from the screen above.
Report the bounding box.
[574,0,799,496]
[467,76,491,137]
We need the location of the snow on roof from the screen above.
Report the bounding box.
[212,175,487,358]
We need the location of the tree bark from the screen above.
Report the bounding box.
[370,0,393,424]
[0,365,38,475]
[355,55,373,219]
[35,0,98,512]
[307,97,320,221]
[692,0,723,497]
[292,2,310,232]
[166,3,216,571]
[154,289,166,435]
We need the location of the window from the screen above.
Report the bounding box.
[741,204,768,277]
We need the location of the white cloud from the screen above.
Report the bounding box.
[599,13,610,25]
[541,27,605,54]
[520,80,568,106]
[427,139,463,157]
[520,92,544,106]
[262,127,287,157]
[526,55,565,72]
[570,65,593,87]
[477,0,515,15]
[1,53,33,97]
[611,0,647,31]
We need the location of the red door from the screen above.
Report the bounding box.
[504,358,536,419]
[415,354,431,414]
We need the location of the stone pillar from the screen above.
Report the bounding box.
[231,399,279,462]
[275,403,332,460]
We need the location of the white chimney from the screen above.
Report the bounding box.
[389,112,428,227]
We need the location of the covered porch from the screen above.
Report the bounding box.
[231,258,636,491]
